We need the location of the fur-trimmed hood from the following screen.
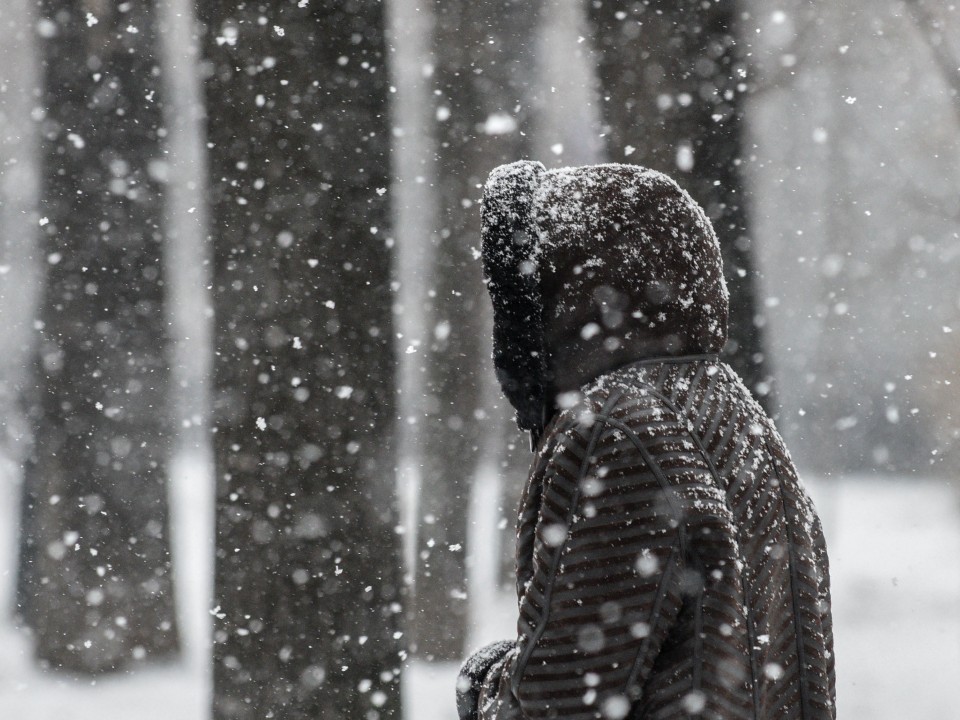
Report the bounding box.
[481,161,729,440]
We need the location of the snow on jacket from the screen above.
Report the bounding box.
[461,162,835,720]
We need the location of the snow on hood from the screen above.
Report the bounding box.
[481,161,728,439]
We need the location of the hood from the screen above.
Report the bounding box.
[481,161,728,439]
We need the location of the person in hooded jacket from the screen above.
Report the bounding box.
[456,161,835,720]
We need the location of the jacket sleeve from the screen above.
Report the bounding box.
[476,408,687,720]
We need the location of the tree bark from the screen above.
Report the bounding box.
[413,0,542,661]
[200,2,403,718]
[18,0,179,672]
[587,0,771,400]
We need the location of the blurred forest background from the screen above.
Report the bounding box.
[0,0,958,718]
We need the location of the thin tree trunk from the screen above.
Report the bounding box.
[157,0,213,460]
[200,2,403,718]
[157,0,216,677]
[587,1,771,401]
[0,0,43,462]
[530,0,605,168]
[414,0,543,661]
[19,0,179,672]
[384,0,440,624]
[0,0,43,624]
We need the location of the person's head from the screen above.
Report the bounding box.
[481,161,728,439]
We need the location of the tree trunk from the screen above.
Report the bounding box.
[413,0,542,661]
[587,1,771,400]
[0,0,43,467]
[0,0,43,626]
[18,0,179,672]
[157,0,216,676]
[200,2,403,718]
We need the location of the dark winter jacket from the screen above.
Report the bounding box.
[458,162,835,720]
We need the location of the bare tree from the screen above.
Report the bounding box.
[18,0,179,672]
[200,1,403,717]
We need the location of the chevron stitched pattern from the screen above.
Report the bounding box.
[477,359,835,720]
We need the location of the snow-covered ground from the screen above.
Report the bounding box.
[1,474,958,718]
[822,476,960,719]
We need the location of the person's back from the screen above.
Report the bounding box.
[457,162,835,720]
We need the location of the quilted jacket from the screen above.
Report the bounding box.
[463,162,835,720]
